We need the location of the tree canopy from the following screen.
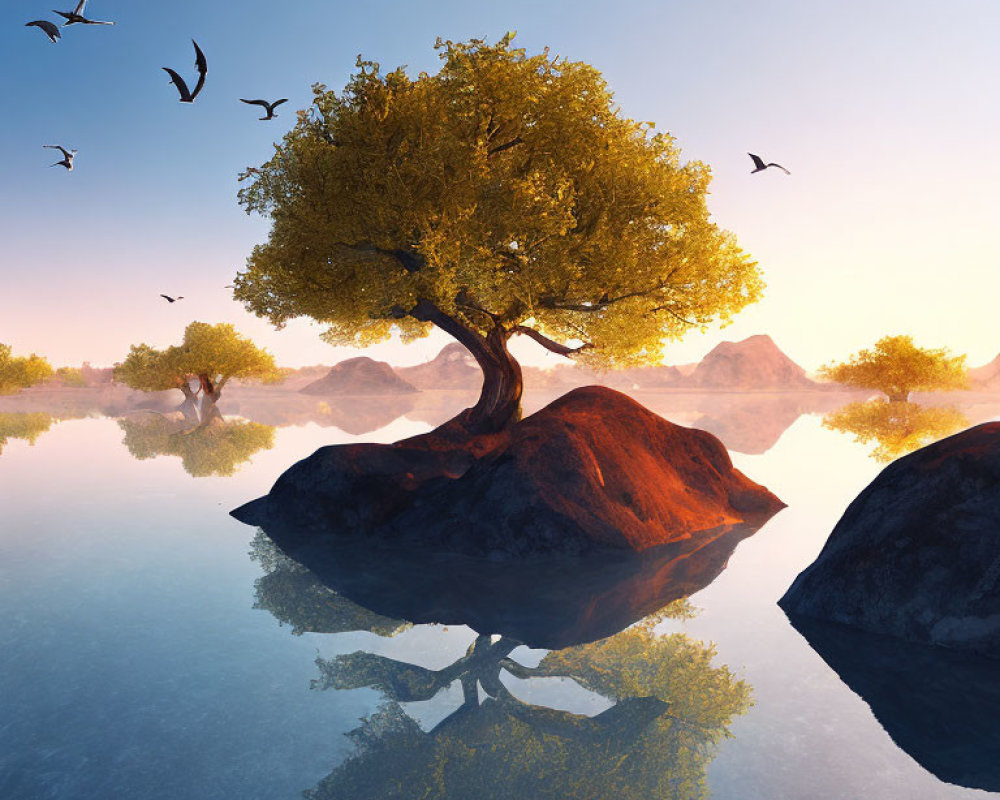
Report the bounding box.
[115,322,281,424]
[234,34,762,431]
[0,344,53,394]
[818,335,968,402]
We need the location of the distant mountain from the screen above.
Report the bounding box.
[300,357,419,396]
[968,355,1000,391]
[396,343,481,390]
[679,335,818,391]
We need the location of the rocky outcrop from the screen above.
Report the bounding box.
[968,354,1000,391]
[233,386,784,558]
[300,357,418,396]
[680,335,817,391]
[780,422,1000,659]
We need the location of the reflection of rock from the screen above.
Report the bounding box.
[0,412,54,454]
[249,532,410,637]
[119,415,275,477]
[251,520,765,649]
[396,343,480,389]
[822,399,969,462]
[218,391,415,435]
[234,387,783,557]
[300,357,418,396]
[680,335,817,391]
[787,615,1000,792]
[780,423,1000,659]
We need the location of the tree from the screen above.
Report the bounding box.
[53,367,87,387]
[823,399,969,463]
[0,344,53,394]
[818,335,968,403]
[114,322,281,425]
[234,35,763,433]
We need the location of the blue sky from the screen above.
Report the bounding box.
[2,0,999,369]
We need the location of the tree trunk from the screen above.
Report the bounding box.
[196,375,224,428]
[887,391,909,403]
[177,382,200,426]
[463,326,523,434]
[406,299,523,435]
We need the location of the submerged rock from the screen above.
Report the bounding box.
[233,386,784,558]
[780,422,1000,659]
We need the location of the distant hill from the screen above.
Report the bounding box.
[968,355,1000,391]
[679,335,818,391]
[397,343,481,390]
[300,357,418,396]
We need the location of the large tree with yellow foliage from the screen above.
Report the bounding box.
[818,335,968,403]
[115,322,280,425]
[234,35,763,433]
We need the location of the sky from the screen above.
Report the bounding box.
[1,0,998,371]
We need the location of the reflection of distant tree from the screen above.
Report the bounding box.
[248,532,410,637]
[118,415,274,476]
[0,412,54,454]
[823,399,968,462]
[307,615,752,800]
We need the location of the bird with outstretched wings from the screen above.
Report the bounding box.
[53,0,115,26]
[748,153,790,175]
[163,40,207,103]
[240,98,288,120]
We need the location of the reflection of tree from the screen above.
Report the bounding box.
[118,415,275,476]
[307,617,751,800]
[248,532,410,637]
[0,412,54,454]
[823,399,968,462]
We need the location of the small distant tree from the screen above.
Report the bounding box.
[53,367,87,387]
[818,335,968,402]
[115,322,281,425]
[235,35,763,434]
[0,344,53,394]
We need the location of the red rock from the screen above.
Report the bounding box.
[300,357,418,396]
[234,386,783,557]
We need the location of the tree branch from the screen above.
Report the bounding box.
[513,325,592,357]
[338,242,425,273]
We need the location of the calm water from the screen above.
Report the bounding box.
[1,395,996,799]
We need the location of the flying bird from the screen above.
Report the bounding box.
[53,1,114,25]
[26,20,61,43]
[44,145,76,171]
[748,153,791,175]
[160,294,185,303]
[163,40,207,103]
[240,98,288,120]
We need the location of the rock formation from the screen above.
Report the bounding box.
[299,357,418,396]
[680,334,817,391]
[396,343,482,389]
[233,386,784,558]
[780,422,1000,659]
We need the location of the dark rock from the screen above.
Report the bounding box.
[788,615,1000,792]
[780,422,1000,659]
[299,357,418,396]
[233,386,784,558]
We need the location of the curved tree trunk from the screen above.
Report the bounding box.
[887,391,909,403]
[197,375,224,428]
[406,298,523,435]
[463,326,523,434]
